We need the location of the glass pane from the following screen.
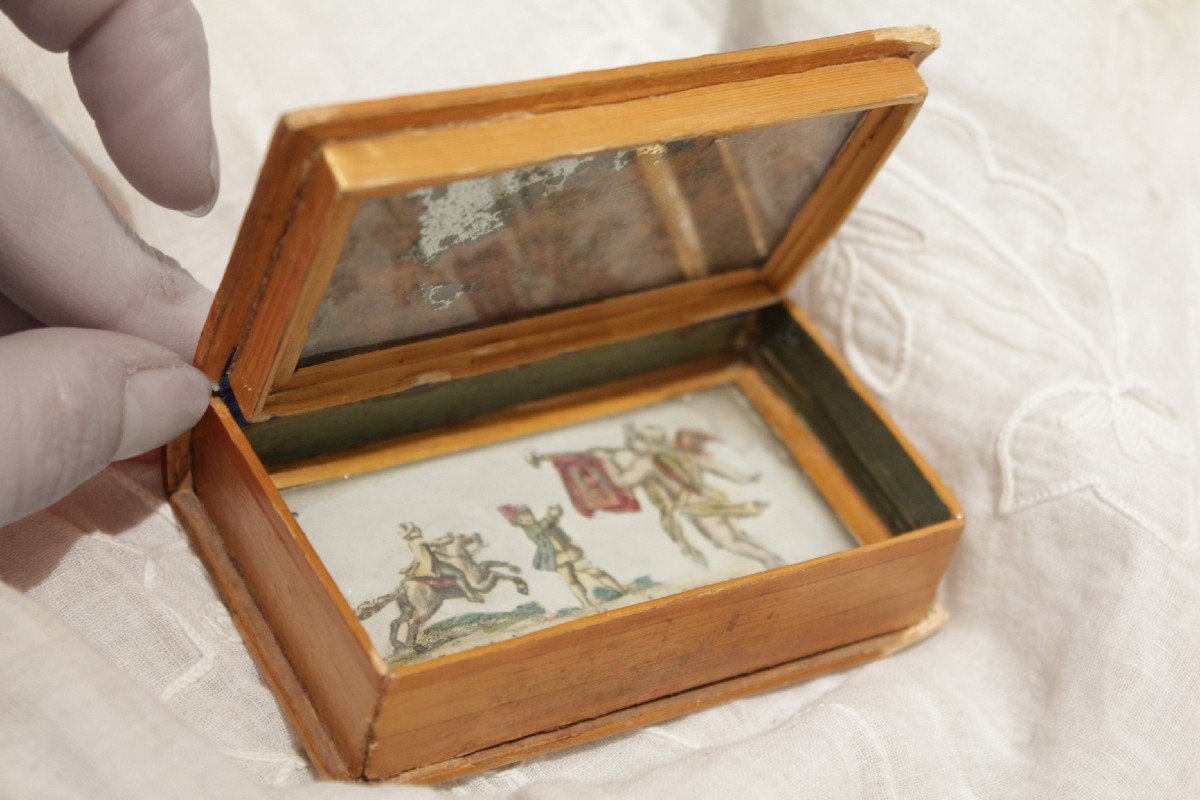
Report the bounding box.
[282,384,856,666]
[300,111,864,364]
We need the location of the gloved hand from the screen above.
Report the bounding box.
[0,0,216,526]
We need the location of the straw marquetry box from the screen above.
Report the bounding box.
[166,26,963,783]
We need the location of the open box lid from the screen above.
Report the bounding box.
[197,26,937,422]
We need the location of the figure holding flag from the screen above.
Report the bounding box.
[529,423,783,570]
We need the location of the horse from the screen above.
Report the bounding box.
[356,533,528,654]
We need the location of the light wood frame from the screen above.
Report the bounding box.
[202,29,936,422]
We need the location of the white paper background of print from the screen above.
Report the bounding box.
[281,386,855,659]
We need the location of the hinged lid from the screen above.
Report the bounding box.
[198,26,937,422]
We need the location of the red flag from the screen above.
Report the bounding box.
[541,452,640,518]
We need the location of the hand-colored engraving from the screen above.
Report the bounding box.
[498,503,626,608]
[355,523,529,656]
[532,424,783,569]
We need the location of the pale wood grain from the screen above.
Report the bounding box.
[190,401,385,773]
[262,273,771,418]
[322,60,921,198]
[386,605,948,784]
[365,522,960,777]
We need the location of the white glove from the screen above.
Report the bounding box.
[0,0,216,525]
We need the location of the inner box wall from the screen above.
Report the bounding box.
[247,305,950,538]
[247,314,747,468]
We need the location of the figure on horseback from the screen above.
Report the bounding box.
[355,523,528,654]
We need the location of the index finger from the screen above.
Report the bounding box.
[0,0,217,214]
[0,79,212,361]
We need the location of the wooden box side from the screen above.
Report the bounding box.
[364,520,960,779]
[188,401,385,774]
[168,487,356,778]
[171,303,966,782]
[389,604,950,784]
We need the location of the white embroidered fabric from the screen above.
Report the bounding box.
[1,2,1197,798]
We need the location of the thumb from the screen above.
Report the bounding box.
[0,327,209,526]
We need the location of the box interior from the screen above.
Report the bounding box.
[252,307,950,532]
[243,305,953,669]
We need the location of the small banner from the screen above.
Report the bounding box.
[539,452,640,518]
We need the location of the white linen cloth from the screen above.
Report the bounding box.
[1,1,1197,797]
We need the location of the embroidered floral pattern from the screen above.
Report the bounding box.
[799,103,1196,552]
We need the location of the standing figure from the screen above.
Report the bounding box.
[589,424,784,569]
[499,504,625,608]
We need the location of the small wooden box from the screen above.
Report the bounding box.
[167,26,963,784]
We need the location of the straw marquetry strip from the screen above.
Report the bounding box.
[193,121,317,383]
[270,358,743,489]
[263,273,774,418]
[365,522,959,778]
[323,59,924,199]
[388,604,946,783]
[226,159,357,420]
[285,27,936,141]
[191,401,386,772]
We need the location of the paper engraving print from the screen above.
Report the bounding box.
[299,111,864,363]
[283,386,857,666]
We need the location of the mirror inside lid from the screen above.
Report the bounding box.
[210,28,933,421]
[302,111,863,365]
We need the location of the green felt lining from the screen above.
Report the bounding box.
[248,305,952,537]
[746,305,951,534]
[248,316,746,467]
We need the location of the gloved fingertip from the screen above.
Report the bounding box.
[183,135,220,218]
[114,364,210,462]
